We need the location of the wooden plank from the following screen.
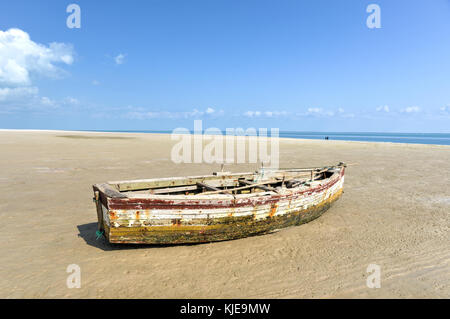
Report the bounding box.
[110,165,334,192]
[198,179,280,195]
[112,172,255,191]
[93,191,104,231]
[196,182,232,195]
[94,183,127,198]
[198,169,339,196]
[286,179,306,188]
[239,179,279,193]
[101,166,340,195]
[196,182,221,192]
[150,185,198,194]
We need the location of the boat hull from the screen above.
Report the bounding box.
[93,167,345,244]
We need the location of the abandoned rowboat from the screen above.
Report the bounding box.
[92,162,346,244]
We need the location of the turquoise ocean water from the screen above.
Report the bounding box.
[89,131,450,146]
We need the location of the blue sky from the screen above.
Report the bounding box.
[0,0,449,132]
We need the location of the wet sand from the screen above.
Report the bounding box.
[0,130,448,298]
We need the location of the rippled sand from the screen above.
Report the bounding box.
[0,130,448,298]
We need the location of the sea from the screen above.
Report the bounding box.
[90,130,450,146]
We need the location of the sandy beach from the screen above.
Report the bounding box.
[0,130,448,298]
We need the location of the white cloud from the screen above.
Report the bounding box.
[63,96,79,105]
[306,107,334,117]
[114,53,125,65]
[126,111,161,120]
[0,28,74,85]
[185,108,203,118]
[440,105,450,114]
[376,105,390,112]
[40,96,56,107]
[334,108,355,118]
[265,111,288,117]
[294,107,355,118]
[244,111,261,117]
[0,86,81,112]
[401,106,420,113]
[307,107,321,114]
[124,108,223,120]
[0,28,76,113]
[244,110,288,118]
[0,86,38,101]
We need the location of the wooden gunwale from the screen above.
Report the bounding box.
[109,172,257,192]
[104,167,344,210]
[106,166,336,192]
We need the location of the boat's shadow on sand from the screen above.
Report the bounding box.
[76,223,209,251]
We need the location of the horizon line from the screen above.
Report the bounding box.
[1,128,450,135]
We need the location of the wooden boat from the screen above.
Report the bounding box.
[93,162,346,244]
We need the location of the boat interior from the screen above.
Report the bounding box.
[103,165,343,197]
